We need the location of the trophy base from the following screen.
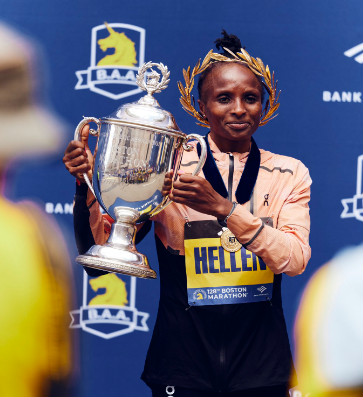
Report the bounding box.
[76,244,157,279]
[76,206,157,279]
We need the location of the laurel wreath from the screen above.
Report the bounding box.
[136,61,170,95]
[178,48,280,128]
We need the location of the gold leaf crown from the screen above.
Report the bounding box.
[178,47,281,128]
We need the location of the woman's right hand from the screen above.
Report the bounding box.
[63,124,94,183]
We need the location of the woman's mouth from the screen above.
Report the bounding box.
[226,122,250,130]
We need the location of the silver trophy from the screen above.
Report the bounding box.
[75,62,207,279]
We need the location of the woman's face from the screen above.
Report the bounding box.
[198,63,262,153]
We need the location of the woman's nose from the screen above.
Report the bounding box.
[231,99,246,116]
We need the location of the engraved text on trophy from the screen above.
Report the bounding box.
[96,124,174,211]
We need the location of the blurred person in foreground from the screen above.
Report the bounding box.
[0,23,75,397]
[294,247,363,397]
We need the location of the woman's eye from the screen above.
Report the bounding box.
[217,97,230,104]
[245,96,257,104]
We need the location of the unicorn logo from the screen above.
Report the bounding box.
[70,272,149,339]
[192,289,207,301]
[75,22,145,100]
[89,274,128,306]
[97,22,137,67]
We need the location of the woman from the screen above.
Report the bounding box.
[63,31,311,397]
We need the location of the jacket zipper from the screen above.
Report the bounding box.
[228,153,234,202]
[219,305,227,392]
[219,154,234,392]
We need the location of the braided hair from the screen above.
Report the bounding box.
[197,30,266,103]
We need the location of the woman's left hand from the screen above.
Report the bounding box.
[170,172,233,220]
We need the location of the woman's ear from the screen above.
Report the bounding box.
[198,99,206,119]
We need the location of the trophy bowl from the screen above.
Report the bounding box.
[75,62,207,279]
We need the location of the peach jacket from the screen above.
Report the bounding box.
[86,136,312,277]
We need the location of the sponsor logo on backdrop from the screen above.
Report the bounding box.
[341,155,363,221]
[344,43,363,64]
[45,203,73,214]
[323,91,361,103]
[45,202,106,215]
[75,22,145,100]
[322,44,363,103]
[70,272,149,339]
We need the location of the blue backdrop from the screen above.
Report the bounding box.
[3,1,363,396]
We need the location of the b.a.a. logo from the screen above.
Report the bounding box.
[341,154,363,222]
[70,272,149,339]
[75,22,145,100]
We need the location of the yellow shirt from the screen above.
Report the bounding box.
[0,197,73,397]
[295,248,363,396]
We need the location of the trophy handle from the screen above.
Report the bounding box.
[182,134,207,176]
[74,117,101,197]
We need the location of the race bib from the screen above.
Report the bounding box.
[184,220,274,306]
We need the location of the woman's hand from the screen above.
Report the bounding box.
[63,125,94,183]
[161,170,173,197]
[170,171,233,220]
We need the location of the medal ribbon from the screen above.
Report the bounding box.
[196,134,261,205]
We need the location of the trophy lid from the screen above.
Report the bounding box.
[102,62,183,136]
